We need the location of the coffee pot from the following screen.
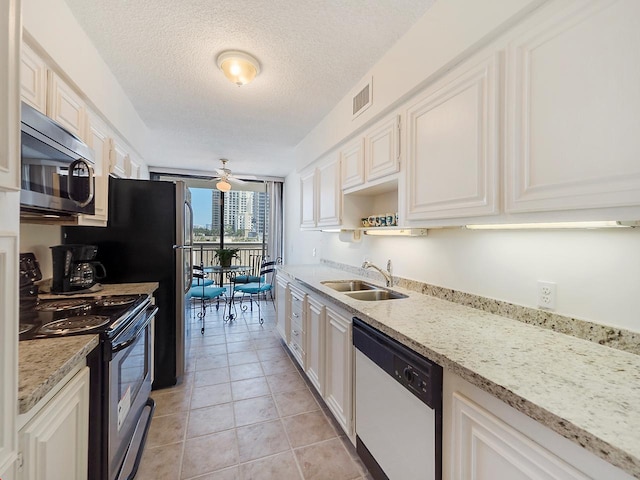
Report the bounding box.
[51,244,106,293]
[70,261,107,289]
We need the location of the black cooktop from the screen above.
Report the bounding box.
[19,294,149,341]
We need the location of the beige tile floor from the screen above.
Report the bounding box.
[136,299,372,480]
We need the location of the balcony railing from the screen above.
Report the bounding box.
[192,242,267,273]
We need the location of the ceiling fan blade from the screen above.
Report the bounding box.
[227,177,246,185]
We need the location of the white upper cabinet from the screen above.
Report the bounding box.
[300,169,316,228]
[341,114,400,192]
[20,43,87,142]
[129,156,141,179]
[46,71,86,141]
[340,138,365,190]
[405,53,500,222]
[0,0,20,193]
[300,153,342,229]
[316,157,341,227]
[78,111,111,226]
[20,42,47,114]
[110,138,130,178]
[365,114,400,182]
[505,0,640,214]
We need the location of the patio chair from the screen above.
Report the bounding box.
[233,257,281,324]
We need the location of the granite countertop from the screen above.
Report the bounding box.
[279,264,640,479]
[19,282,159,415]
[18,335,98,414]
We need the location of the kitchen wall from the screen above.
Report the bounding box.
[19,224,61,279]
[285,169,640,333]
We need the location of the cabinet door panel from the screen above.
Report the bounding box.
[20,43,47,114]
[20,368,89,480]
[324,307,352,436]
[366,115,399,181]
[506,0,640,213]
[317,160,341,227]
[300,170,316,228]
[305,298,324,395]
[452,393,588,480]
[341,139,364,190]
[46,72,85,140]
[110,139,130,178]
[1,2,20,192]
[406,54,499,220]
[78,113,110,225]
[0,235,18,476]
[275,277,289,342]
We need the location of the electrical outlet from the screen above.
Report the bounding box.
[537,281,557,310]
[312,248,316,257]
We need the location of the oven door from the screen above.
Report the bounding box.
[107,305,157,480]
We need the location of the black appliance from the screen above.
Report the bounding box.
[63,177,193,389]
[19,254,157,480]
[20,102,95,217]
[50,244,107,293]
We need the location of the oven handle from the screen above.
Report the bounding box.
[111,306,158,354]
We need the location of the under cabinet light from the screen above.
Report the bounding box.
[364,228,428,237]
[464,221,639,230]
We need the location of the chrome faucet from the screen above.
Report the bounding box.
[362,259,393,287]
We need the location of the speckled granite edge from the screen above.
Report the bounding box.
[320,259,640,356]
[18,335,99,413]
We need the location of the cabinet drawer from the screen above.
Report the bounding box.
[290,317,304,342]
[290,305,304,325]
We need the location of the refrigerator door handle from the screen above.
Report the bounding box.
[184,200,194,294]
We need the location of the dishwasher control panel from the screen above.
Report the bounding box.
[394,359,432,403]
[353,317,442,410]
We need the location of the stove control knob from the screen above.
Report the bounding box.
[403,367,414,383]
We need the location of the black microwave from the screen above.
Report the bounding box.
[20,102,95,217]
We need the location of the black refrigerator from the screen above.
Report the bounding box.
[63,177,193,389]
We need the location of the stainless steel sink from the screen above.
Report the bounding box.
[321,280,379,292]
[344,289,408,301]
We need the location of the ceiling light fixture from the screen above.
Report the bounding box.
[216,50,261,86]
[216,179,231,192]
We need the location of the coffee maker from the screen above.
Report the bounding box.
[51,244,106,293]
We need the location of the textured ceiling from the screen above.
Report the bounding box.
[63,0,436,177]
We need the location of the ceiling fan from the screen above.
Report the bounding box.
[212,158,246,192]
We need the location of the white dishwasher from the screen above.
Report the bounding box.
[353,318,442,480]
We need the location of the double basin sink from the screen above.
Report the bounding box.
[321,280,408,301]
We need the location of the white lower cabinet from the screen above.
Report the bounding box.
[275,276,289,343]
[323,306,353,438]
[444,369,634,480]
[305,296,325,395]
[287,285,306,367]
[275,279,354,440]
[18,367,90,480]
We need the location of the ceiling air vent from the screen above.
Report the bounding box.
[352,77,372,119]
